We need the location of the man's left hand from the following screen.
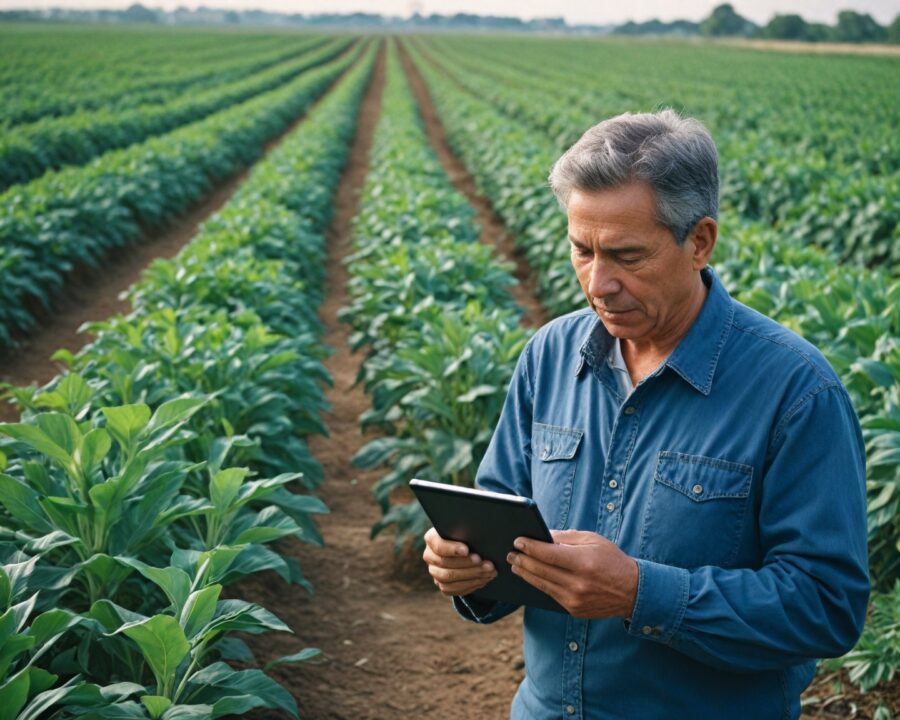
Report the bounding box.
[507,529,639,619]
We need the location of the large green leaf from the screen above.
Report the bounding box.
[0,475,50,533]
[0,417,77,469]
[209,468,249,513]
[101,405,151,455]
[116,559,191,614]
[141,695,172,719]
[179,585,221,640]
[118,615,190,693]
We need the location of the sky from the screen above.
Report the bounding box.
[2,0,898,25]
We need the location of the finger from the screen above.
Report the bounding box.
[425,528,470,558]
[513,536,580,570]
[423,546,485,569]
[436,577,495,597]
[507,550,572,588]
[509,559,568,601]
[429,562,496,585]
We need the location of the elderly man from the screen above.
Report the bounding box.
[422,109,869,719]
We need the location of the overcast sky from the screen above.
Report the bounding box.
[2,0,897,25]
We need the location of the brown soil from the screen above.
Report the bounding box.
[397,41,546,330]
[236,44,525,720]
[0,45,360,425]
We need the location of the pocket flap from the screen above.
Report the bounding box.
[655,451,752,502]
[533,423,583,462]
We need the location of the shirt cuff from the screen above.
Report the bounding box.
[625,558,690,644]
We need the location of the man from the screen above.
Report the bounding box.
[422,109,869,719]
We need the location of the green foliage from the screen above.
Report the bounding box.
[0,37,352,190]
[413,36,900,271]
[347,43,530,551]
[699,3,757,37]
[758,14,816,41]
[825,581,900,692]
[0,40,366,348]
[0,37,379,719]
[0,27,325,126]
[833,10,888,43]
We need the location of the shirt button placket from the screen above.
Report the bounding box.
[562,618,586,720]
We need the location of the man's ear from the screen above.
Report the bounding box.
[688,217,717,270]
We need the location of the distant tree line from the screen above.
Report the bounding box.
[618,4,900,44]
[1,2,897,43]
[0,5,581,32]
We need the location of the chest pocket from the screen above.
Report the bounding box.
[639,451,753,569]
[531,422,584,529]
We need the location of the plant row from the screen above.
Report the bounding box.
[0,29,330,127]
[416,37,900,271]
[0,36,354,191]
[405,39,900,694]
[0,40,365,349]
[406,38,900,584]
[345,42,528,552]
[0,40,377,720]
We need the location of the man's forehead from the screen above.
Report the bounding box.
[567,185,658,224]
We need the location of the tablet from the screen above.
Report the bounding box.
[410,478,565,613]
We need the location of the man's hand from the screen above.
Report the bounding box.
[423,527,498,597]
[507,529,639,619]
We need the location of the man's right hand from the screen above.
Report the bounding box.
[423,527,498,597]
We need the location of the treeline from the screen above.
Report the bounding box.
[2,3,897,44]
[618,4,900,44]
[0,5,576,32]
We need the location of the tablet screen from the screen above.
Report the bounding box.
[410,478,565,613]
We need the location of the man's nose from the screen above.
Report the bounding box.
[588,258,622,298]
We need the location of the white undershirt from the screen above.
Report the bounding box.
[607,337,634,397]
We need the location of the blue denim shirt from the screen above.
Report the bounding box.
[453,266,869,720]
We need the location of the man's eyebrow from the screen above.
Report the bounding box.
[568,235,591,249]
[567,236,645,255]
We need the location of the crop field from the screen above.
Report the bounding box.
[0,22,898,719]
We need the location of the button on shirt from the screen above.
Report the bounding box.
[453,266,869,720]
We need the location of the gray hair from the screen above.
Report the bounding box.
[548,109,719,245]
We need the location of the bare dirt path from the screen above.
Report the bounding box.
[237,44,526,720]
[398,41,547,330]
[0,44,362,423]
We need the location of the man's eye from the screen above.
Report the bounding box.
[574,246,593,257]
[619,256,641,266]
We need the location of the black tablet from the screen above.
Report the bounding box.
[410,478,565,613]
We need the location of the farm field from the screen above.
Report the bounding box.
[0,23,898,719]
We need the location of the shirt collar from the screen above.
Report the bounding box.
[576,266,734,396]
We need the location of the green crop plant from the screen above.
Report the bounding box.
[344,43,529,552]
[0,28,326,127]
[0,40,366,347]
[0,38,380,718]
[0,37,353,191]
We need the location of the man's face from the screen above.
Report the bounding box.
[567,182,709,345]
